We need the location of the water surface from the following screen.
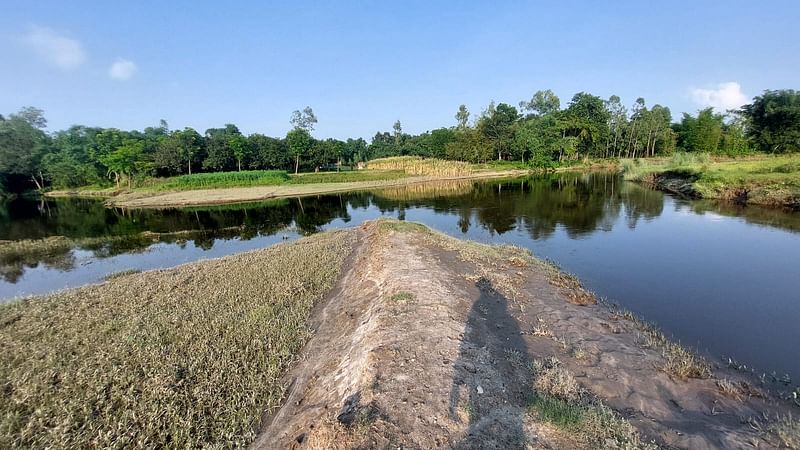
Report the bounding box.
[2,174,799,382]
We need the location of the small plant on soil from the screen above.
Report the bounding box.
[770,415,800,449]
[528,357,657,450]
[389,291,415,304]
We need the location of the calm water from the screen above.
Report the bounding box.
[2,173,799,382]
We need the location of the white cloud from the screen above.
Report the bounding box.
[690,82,748,111]
[24,25,86,69]
[109,58,137,80]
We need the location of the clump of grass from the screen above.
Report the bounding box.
[0,229,356,448]
[528,357,656,449]
[288,170,406,184]
[154,170,291,191]
[636,322,711,379]
[389,291,414,304]
[367,156,474,177]
[770,416,800,449]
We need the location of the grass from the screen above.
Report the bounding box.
[367,156,475,176]
[622,153,800,209]
[605,304,712,379]
[153,170,291,191]
[528,357,657,449]
[288,170,407,184]
[0,229,356,448]
[771,416,800,449]
[389,291,415,304]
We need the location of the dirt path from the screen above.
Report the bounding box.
[98,171,527,209]
[253,221,795,449]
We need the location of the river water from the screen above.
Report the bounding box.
[2,172,799,382]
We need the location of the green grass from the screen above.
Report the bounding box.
[153,170,291,191]
[287,170,407,184]
[0,229,356,448]
[622,154,800,208]
[528,357,657,449]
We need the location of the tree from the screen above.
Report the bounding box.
[229,134,251,171]
[676,108,724,153]
[393,120,403,144]
[290,107,318,132]
[564,92,610,158]
[249,134,288,170]
[0,107,51,190]
[99,140,147,187]
[519,89,561,116]
[477,102,519,160]
[154,127,204,175]
[288,107,318,173]
[740,90,800,153]
[455,105,470,128]
[286,128,312,174]
[203,124,240,171]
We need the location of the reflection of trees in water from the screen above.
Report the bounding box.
[371,172,666,240]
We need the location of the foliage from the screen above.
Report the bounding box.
[1,88,798,194]
[740,89,800,153]
[288,170,406,184]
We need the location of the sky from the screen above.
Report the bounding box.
[1,1,798,140]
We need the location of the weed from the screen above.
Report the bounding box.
[154,170,290,191]
[389,291,415,304]
[770,416,800,449]
[367,156,474,177]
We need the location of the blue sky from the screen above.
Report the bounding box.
[2,1,798,140]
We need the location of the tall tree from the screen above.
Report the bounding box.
[0,107,51,190]
[289,107,318,173]
[477,102,519,160]
[740,89,800,153]
[286,128,312,174]
[520,89,561,117]
[455,104,470,128]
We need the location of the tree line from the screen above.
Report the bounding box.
[1,89,798,193]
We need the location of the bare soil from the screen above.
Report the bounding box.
[253,221,795,449]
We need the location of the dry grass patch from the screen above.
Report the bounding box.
[0,229,356,449]
[528,357,657,449]
[367,156,474,176]
[770,416,800,449]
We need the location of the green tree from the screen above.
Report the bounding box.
[519,89,560,117]
[203,125,240,171]
[0,107,51,190]
[229,134,251,171]
[676,108,723,153]
[477,102,519,160]
[249,134,288,170]
[455,104,470,128]
[286,128,312,174]
[740,89,800,153]
[288,107,318,173]
[99,140,147,187]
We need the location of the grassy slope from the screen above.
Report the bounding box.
[0,229,356,448]
[623,154,800,208]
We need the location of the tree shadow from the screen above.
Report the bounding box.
[449,277,532,449]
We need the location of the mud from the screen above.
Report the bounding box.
[252,221,795,449]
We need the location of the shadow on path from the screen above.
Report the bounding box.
[449,277,532,449]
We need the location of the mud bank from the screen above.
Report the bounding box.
[255,221,797,450]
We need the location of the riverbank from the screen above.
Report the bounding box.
[102,170,527,209]
[623,154,800,210]
[1,220,796,449]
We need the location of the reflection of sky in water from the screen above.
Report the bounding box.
[2,176,800,383]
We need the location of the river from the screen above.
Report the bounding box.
[2,172,799,383]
